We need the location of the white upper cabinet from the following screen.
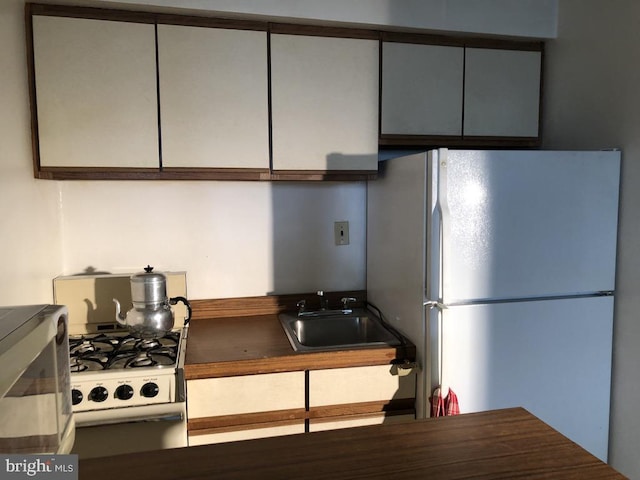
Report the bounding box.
[157,25,269,170]
[32,15,159,168]
[379,37,542,145]
[270,34,379,172]
[463,48,542,138]
[381,42,464,136]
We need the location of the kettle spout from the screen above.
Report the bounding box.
[113,298,127,325]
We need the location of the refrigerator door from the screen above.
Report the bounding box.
[442,296,613,461]
[437,149,620,304]
[367,151,436,417]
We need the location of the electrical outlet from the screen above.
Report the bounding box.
[334,221,350,246]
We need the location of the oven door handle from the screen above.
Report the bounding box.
[74,403,185,428]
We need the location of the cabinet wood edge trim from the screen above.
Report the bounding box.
[35,168,376,182]
[188,409,307,433]
[270,23,379,40]
[188,291,368,320]
[25,6,40,179]
[187,399,415,433]
[27,3,269,31]
[309,410,415,427]
[184,350,411,380]
[379,135,541,149]
[27,2,157,24]
[381,31,543,52]
[270,171,377,182]
[35,167,272,181]
[309,399,416,419]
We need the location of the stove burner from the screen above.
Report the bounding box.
[70,336,115,356]
[127,352,156,368]
[70,356,105,373]
[137,339,162,351]
[69,331,181,371]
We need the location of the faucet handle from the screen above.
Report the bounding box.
[341,297,357,309]
[296,299,306,313]
[317,290,329,310]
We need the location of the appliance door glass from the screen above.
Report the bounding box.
[0,337,66,454]
[442,295,613,461]
[439,149,620,303]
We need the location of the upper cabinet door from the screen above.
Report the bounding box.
[381,42,464,136]
[32,15,159,168]
[270,34,379,172]
[463,48,542,138]
[157,25,269,170]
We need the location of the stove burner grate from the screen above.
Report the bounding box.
[69,331,180,371]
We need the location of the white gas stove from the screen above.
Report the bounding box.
[68,329,187,414]
[54,272,189,458]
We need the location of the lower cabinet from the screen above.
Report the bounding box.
[189,423,306,446]
[309,412,416,433]
[309,365,415,407]
[186,365,416,446]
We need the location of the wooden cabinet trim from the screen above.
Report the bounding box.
[185,350,405,380]
[27,3,156,24]
[188,420,305,437]
[308,398,415,419]
[188,291,367,320]
[269,22,380,40]
[187,400,415,434]
[381,30,543,52]
[188,409,307,432]
[35,169,376,182]
[270,171,377,182]
[379,135,541,149]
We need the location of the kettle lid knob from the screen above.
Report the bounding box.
[144,265,154,273]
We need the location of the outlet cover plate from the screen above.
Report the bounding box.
[334,221,350,246]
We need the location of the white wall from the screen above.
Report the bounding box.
[0,0,63,305]
[542,1,640,477]
[59,181,366,299]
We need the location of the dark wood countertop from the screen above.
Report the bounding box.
[78,407,626,479]
[184,314,415,380]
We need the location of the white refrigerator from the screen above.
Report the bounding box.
[367,148,620,461]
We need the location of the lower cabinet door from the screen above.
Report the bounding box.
[188,422,305,446]
[309,413,415,433]
[309,365,416,407]
[187,372,305,418]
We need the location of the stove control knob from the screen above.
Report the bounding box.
[115,384,134,401]
[71,389,83,405]
[89,386,108,403]
[141,382,159,398]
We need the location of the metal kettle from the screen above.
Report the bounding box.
[113,266,191,339]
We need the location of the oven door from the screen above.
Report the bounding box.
[72,402,187,459]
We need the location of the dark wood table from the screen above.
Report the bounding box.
[79,407,626,479]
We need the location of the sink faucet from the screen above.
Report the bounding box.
[317,290,329,310]
[341,297,357,310]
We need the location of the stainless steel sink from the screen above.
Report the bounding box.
[278,309,402,352]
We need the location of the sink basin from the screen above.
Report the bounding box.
[278,309,402,352]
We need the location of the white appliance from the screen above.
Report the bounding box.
[53,273,189,459]
[367,148,620,462]
[0,304,75,454]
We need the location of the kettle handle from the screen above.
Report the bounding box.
[169,296,192,325]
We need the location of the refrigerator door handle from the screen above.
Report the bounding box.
[424,300,447,310]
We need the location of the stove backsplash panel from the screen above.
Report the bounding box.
[53,273,187,335]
